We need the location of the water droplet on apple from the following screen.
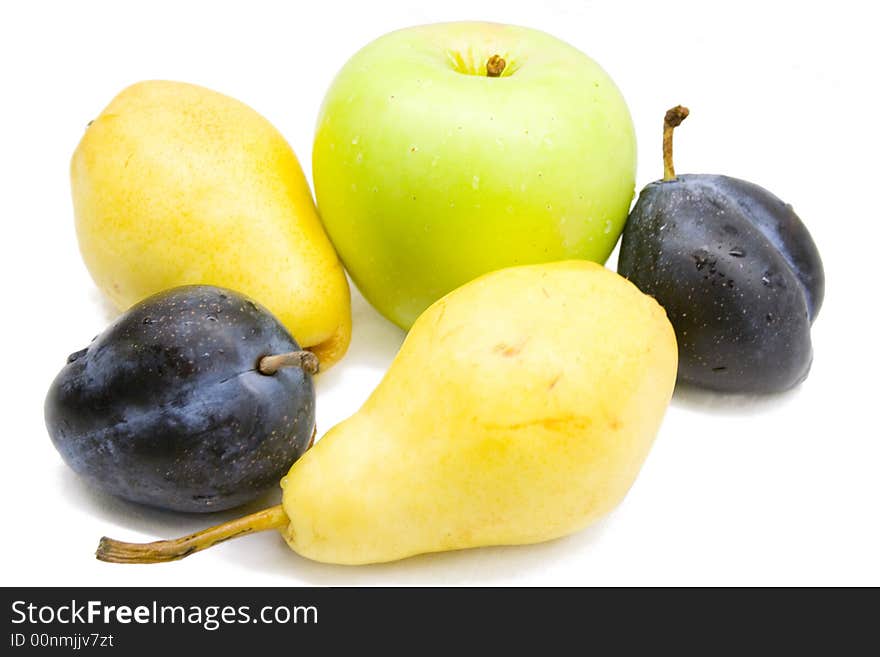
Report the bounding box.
[472,176,480,190]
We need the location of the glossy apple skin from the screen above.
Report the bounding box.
[44,286,315,512]
[313,22,636,328]
[618,174,824,393]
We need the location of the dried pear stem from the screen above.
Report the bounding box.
[259,350,319,376]
[96,505,288,564]
[663,105,690,181]
[486,54,506,77]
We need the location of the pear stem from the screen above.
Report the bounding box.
[486,54,506,77]
[96,505,288,564]
[663,105,690,181]
[259,350,319,376]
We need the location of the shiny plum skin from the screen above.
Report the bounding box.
[44,285,315,512]
[618,174,824,393]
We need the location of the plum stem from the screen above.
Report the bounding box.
[96,505,289,564]
[663,105,690,181]
[486,54,506,77]
[259,350,319,376]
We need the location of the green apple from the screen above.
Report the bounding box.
[313,22,636,328]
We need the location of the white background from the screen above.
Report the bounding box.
[1,0,877,586]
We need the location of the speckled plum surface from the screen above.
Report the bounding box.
[45,285,315,512]
[618,174,824,393]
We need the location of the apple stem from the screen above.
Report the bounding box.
[663,105,690,181]
[96,505,289,564]
[487,54,506,77]
[259,350,319,376]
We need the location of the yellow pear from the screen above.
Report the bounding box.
[71,81,351,366]
[97,261,677,566]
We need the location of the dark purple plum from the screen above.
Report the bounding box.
[45,285,318,512]
[617,106,824,393]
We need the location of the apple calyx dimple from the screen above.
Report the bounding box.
[486,54,506,77]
